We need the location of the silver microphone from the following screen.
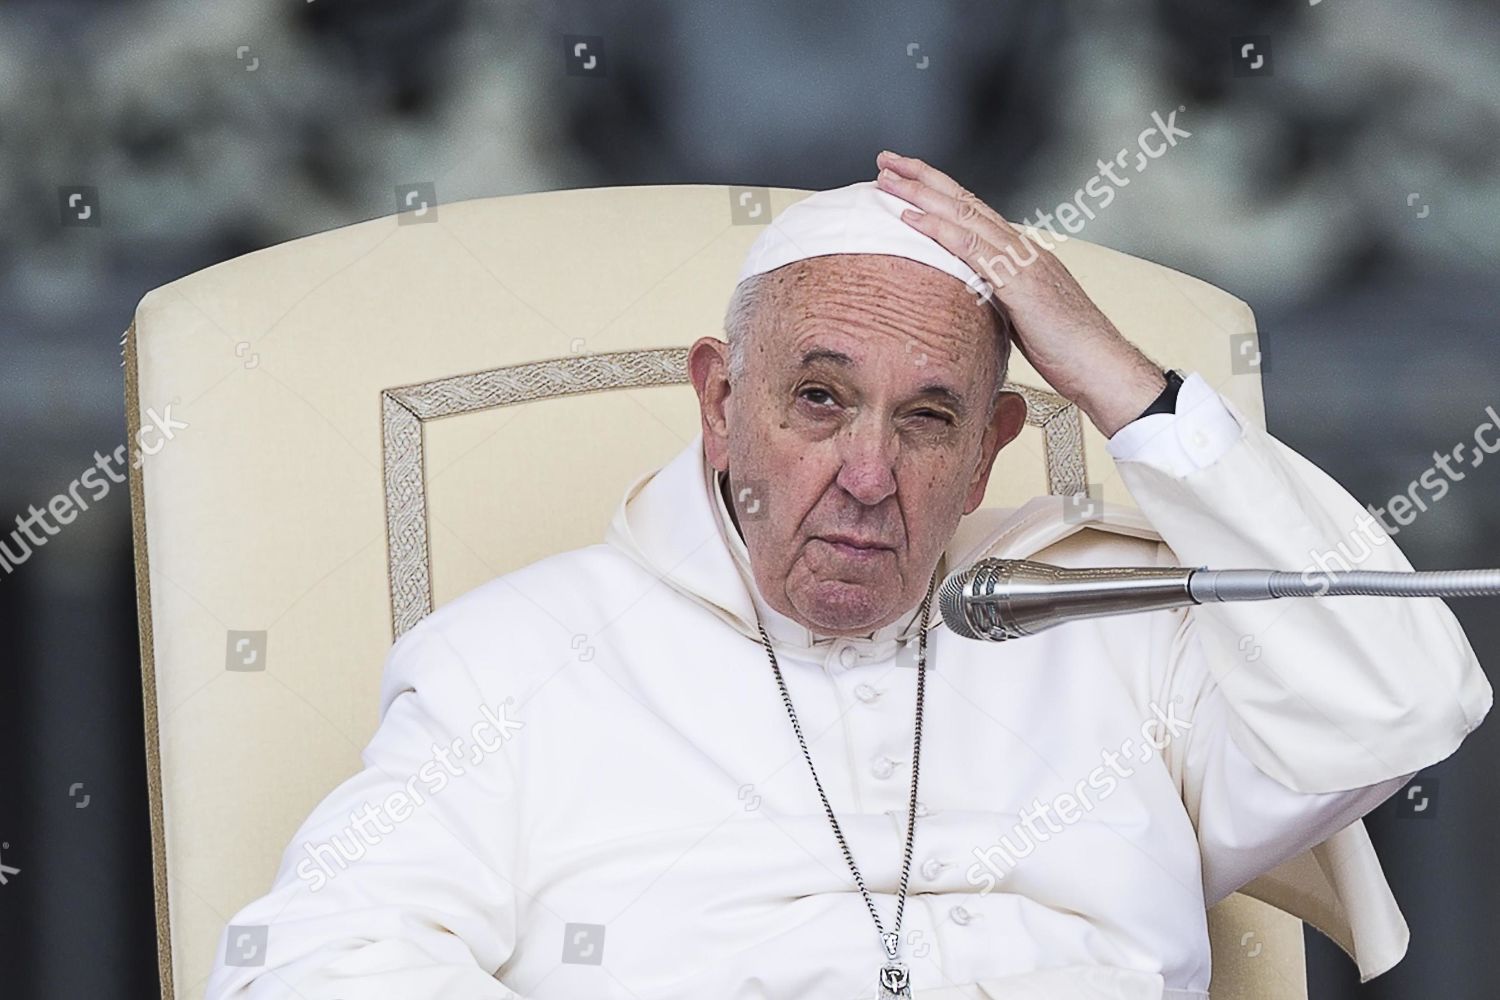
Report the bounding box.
[938,558,1500,641]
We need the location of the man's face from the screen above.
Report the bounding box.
[690,253,1027,637]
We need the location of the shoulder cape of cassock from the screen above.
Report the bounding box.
[604,429,1429,985]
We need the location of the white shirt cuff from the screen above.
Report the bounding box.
[1104,371,1244,477]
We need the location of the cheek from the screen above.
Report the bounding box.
[774,449,832,522]
[732,437,826,545]
[899,457,972,536]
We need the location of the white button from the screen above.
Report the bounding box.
[871,755,897,779]
[838,646,859,669]
[854,683,880,703]
[915,800,931,817]
[1190,430,1209,451]
[949,905,972,925]
[920,858,950,881]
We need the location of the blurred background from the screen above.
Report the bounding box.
[0,0,1496,996]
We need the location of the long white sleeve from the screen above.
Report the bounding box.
[203,621,527,1000]
[1099,372,1491,903]
[1110,372,1491,796]
[1105,370,1246,475]
[1149,603,1414,905]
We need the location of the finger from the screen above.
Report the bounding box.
[877,152,1011,232]
[896,206,1005,289]
[880,174,1031,284]
[899,205,1049,305]
[878,163,1021,252]
[877,151,965,200]
[877,168,1015,252]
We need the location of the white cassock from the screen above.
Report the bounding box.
[205,372,1492,1000]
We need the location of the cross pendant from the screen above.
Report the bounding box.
[877,931,911,998]
[877,961,912,998]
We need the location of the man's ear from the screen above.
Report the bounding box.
[963,390,1028,514]
[688,336,733,472]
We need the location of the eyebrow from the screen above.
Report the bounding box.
[797,348,970,418]
[798,348,854,368]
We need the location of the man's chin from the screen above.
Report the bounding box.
[794,579,901,636]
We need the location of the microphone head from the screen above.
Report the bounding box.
[938,557,1198,643]
[937,562,991,640]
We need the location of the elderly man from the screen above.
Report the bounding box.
[206,153,1491,1000]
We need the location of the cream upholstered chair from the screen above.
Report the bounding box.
[125,183,1309,999]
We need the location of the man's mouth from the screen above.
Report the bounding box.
[816,534,895,559]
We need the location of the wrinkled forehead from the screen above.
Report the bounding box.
[765,254,1005,361]
[771,253,984,317]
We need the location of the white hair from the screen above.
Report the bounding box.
[723,271,1012,415]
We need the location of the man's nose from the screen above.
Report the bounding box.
[835,419,898,506]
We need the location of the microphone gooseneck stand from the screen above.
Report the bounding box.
[939,558,1500,642]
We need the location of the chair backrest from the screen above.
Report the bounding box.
[124,183,1298,999]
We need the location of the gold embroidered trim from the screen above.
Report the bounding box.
[1004,382,1088,498]
[381,348,1085,638]
[124,319,177,1000]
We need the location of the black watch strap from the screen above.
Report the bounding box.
[1135,369,1184,421]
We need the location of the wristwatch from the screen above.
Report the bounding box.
[1134,368,1184,420]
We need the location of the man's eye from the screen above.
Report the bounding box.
[799,387,836,407]
[912,410,954,425]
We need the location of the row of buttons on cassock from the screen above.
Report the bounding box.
[827,638,975,928]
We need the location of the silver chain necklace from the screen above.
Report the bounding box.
[754,568,938,1000]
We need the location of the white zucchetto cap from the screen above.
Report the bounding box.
[734,179,993,301]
